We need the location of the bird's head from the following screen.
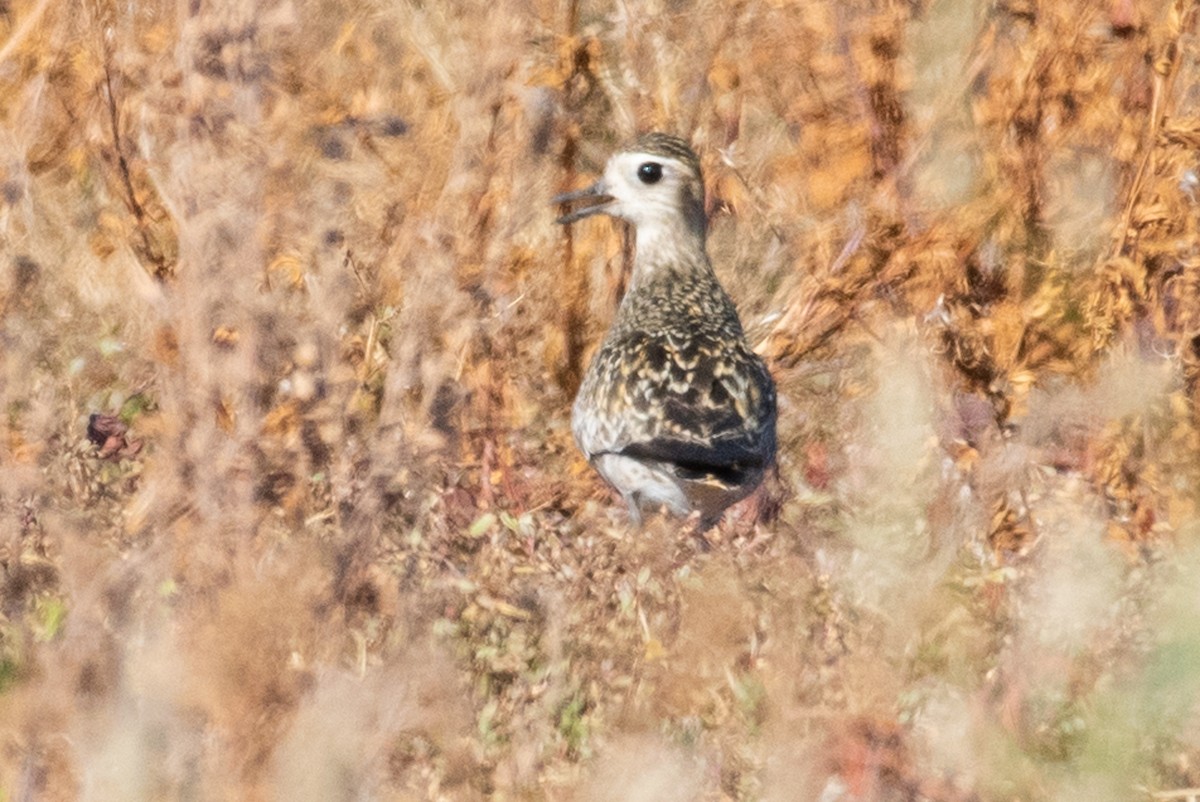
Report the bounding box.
[554,133,707,238]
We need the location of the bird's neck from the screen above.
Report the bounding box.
[629,218,714,291]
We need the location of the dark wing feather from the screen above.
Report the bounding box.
[614,436,766,486]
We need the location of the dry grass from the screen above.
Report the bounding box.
[3,0,1200,799]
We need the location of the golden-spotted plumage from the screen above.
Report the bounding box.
[555,133,777,529]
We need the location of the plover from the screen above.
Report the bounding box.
[555,133,777,529]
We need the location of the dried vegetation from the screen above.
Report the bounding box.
[3,0,1200,799]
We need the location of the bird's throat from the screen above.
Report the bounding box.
[629,220,713,291]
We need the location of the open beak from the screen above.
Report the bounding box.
[552,180,614,224]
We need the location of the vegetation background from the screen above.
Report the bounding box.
[2,0,1200,798]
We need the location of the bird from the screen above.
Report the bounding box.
[554,132,777,530]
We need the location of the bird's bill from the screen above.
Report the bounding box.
[552,180,614,224]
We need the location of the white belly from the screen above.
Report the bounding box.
[592,453,690,518]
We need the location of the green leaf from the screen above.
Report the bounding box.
[468,512,498,538]
[33,595,67,642]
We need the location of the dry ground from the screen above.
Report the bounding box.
[3,0,1200,799]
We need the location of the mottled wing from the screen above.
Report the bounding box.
[578,328,776,481]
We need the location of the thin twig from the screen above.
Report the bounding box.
[102,62,171,278]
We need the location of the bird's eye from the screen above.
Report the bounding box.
[637,162,663,184]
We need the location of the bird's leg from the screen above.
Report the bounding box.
[623,494,643,527]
